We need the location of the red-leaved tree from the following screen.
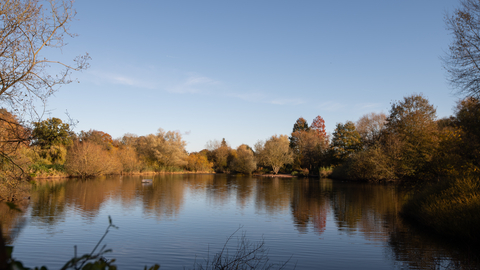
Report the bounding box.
[311,116,328,147]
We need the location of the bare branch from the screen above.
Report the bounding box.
[444,0,480,98]
[0,0,90,116]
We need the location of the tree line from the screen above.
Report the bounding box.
[3,91,478,185]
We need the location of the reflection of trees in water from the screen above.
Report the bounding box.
[204,175,256,208]
[29,177,132,225]
[30,180,68,226]
[253,177,331,236]
[387,221,480,269]
[140,174,186,219]
[0,202,28,244]
[329,182,402,242]
[234,176,255,209]
[290,179,331,235]
[328,181,480,269]
[254,178,292,215]
[205,174,233,207]
[182,174,215,192]
[18,175,480,269]
[190,174,256,210]
[64,177,118,219]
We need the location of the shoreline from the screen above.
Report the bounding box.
[254,174,295,178]
[32,171,216,180]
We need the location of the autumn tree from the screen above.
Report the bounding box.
[311,116,328,141]
[383,94,438,178]
[206,138,233,172]
[444,0,480,98]
[0,109,31,199]
[289,117,309,150]
[116,146,141,173]
[289,117,329,173]
[434,96,480,176]
[230,144,257,174]
[155,129,187,168]
[135,129,188,170]
[0,1,88,198]
[186,152,213,172]
[79,129,115,150]
[65,141,121,178]
[309,116,330,170]
[134,135,156,168]
[346,145,396,181]
[289,117,310,169]
[0,0,90,114]
[299,131,327,173]
[121,133,138,147]
[455,97,480,143]
[255,135,293,174]
[356,112,387,148]
[330,121,362,163]
[0,109,30,162]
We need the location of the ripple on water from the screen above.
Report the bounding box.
[5,175,480,270]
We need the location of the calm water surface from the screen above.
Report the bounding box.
[1,174,478,269]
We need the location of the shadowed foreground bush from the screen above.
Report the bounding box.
[401,175,480,244]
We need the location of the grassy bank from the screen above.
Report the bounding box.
[401,174,480,245]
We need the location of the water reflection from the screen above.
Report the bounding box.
[330,182,403,243]
[30,180,67,224]
[290,179,330,235]
[255,177,291,215]
[0,200,27,244]
[387,216,480,269]
[3,175,479,269]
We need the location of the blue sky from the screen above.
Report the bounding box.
[45,0,459,152]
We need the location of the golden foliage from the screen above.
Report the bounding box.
[65,141,121,178]
[186,152,213,172]
[255,135,292,174]
[116,146,141,173]
[230,144,256,174]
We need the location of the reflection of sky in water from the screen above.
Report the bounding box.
[4,175,477,269]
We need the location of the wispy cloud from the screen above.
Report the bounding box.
[88,70,157,89]
[111,76,135,86]
[88,68,307,106]
[229,92,267,103]
[318,101,346,111]
[167,75,221,94]
[228,92,306,106]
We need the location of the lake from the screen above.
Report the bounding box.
[1,174,479,269]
